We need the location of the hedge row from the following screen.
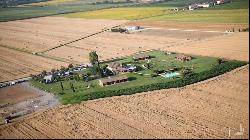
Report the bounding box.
[62,61,248,104]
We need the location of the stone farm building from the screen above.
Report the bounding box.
[133,54,150,61]
[99,75,128,87]
[107,63,127,74]
[175,54,192,61]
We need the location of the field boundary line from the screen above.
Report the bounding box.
[0,44,69,64]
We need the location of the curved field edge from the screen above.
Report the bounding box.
[30,60,248,105]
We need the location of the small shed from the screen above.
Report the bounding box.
[175,54,192,61]
[133,54,150,61]
[43,75,53,83]
[99,75,128,87]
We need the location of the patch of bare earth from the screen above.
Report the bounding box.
[0,84,39,105]
[0,65,248,139]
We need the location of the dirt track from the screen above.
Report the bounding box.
[0,64,248,139]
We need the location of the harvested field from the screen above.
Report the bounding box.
[0,17,127,53]
[0,64,248,139]
[46,29,225,62]
[126,20,249,31]
[0,47,67,82]
[134,28,227,40]
[164,32,249,62]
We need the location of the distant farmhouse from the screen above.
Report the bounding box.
[188,0,231,10]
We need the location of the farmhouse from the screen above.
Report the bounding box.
[107,63,127,74]
[99,75,128,87]
[175,54,192,61]
[125,26,140,32]
[188,4,198,10]
[133,54,150,61]
[197,3,210,8]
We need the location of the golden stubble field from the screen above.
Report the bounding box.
[0,17,127,82]
[0,64,248,139]
[0,16,249,139]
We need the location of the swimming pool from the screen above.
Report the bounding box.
[159,71,180,78]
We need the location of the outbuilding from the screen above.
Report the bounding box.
[133,54,150,61]
[175,54,192,61]
[99,75,128,87]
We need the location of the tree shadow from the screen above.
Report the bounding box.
[128,77,137,81]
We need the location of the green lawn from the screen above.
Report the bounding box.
[0,2,135,22]
[30,51,248,105]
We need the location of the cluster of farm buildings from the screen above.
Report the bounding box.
[188,0,231,10]
[16,52,192,88]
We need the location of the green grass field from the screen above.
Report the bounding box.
[61,7,169,20]
[30,51,247,104]
[60,0,248,23]
[147,9,249,23]
[0,1,135,22]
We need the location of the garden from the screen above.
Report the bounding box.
[30,50,248,104]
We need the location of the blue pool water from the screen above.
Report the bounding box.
[160,71,180,78]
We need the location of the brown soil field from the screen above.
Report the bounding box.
[0,47,67,82]
[0,17,127,53]
[46,29,225,62]
[0,64,248,139]
[164,32,249,62]
[126,20,249,31]
[0,84,39,105]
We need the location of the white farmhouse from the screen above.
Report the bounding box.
[125,26,140,32]
[197,3,210,8]
[43,75,53,83]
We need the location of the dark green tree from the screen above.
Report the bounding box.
[60,82,64,91]
[41,70,47,76]
[89,51,99,66]
[70,82,75,92]
[68,63,74,68]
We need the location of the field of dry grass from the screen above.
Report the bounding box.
[0,16,248,82]
[0,64,248,139]
[126,20,249,31]
[0,17,128,81]
[45,28,226,62]
[0,17,127,53]
[0,47,68,82]
[164,32,249,61]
